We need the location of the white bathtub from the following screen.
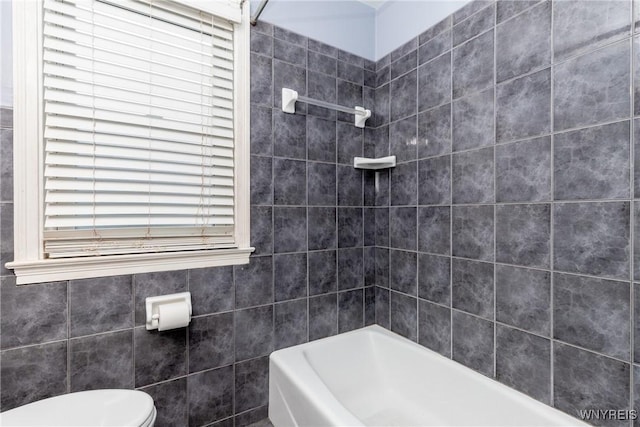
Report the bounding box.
[269,325,587,427]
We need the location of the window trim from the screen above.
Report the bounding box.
[9,0,253,284]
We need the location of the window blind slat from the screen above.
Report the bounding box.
[42,0,238,256]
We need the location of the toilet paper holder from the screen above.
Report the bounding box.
[145,292,192,331]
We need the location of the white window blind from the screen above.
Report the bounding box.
[42,0,238,258]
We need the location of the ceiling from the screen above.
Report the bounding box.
[355,0,389,10]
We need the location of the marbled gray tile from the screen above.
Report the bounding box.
[338,247,364,290]
[273,110,306,159]
[140,378,187,427]
[554,0,631,62]
[391,50,417,80]
[452,147,494,204]
[418,53,451,112]
[134,327,186,387]
[376,247,390,288]
[309,293,338,340]
[496,68,551,143]
[364,208,375,246]
[554,273,630,360]
[251,206,273,256]
[418,103,451,158]
[70,330,133,392]
[364,69,377,88]
[496,203,550,268]
[337,166,363,207]
[635,119,640,198]
[495,136,551,203]
[189,266,234,316]
[236,407,269,427]
[554,41,630,131]
[308,162,336,206]
[453,0,493,24]
[418,155,451,205]
[273,60,306,112]
[250,54,272,106]
[308,207,336,250]
[338,207,363,248]
[273,207,307,253]
[274,38,305,68]
[496,1,550,82]
[373,83,390,127]
[189,365,234,426]
[496,325,551,404]
[418,253,451,305]
[365,286,376,326]
[250,105,272,156]
[188,312,234,373]
[418,206,451,255]
[554,342,630,426]
[418,300,451,357]
[496,0,541,24]
[390,70,417,122]
[496,264,550,336]
[635,284,640,363]
[452,258,494,319]
[390,249,417,296]
[308,38,338,57]
[452,310,494,376]
[274,27,306,46]
[418,30,451,66]
[391,38,418,63]
[235,255,273,309]
[554,202,630,279]
[250,155,272,205]
[452,205,494,261]
[339,50,365,67]
[337,122,363,165]
[308,50,336,78]
[307,116,336,163]
[452,30,494,99]
[0,341,67,411]
[453,2,494,47]
[250,30,272,56]
[0,202,13,276]
[235,305,274,361]
[338,289,364,333]
[376,66,391,90]
[375,207,389,247]
[274,158,306,205]
[375,287,390,328]
[274,253,307,302]
[390,161,418,206]
[554,121,630,201]
[275,299,307,350]
[390,115,417,163]
[69,275,132,338]
[390,291,417,341]
[337,80,363,123]
[419,16,451,45]
[390,207,417,251]
[1,277,67,349]
[0,107,13,129]
[308,250,337,296]
[307,71,337,120]
[452,88,494,151]
[1,128,13,201]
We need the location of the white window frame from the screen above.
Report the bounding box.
[9,0,253,284]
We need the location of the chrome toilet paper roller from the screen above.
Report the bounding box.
[145,292,192,331]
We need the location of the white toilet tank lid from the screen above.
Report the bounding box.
[0,389,156,427]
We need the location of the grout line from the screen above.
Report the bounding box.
[492,1,498,379]
[449,25,455,361]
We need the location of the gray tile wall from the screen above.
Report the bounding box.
[0,22,375,427]
[372,0,640,425]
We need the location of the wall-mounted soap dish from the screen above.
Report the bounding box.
[353,155,396,170]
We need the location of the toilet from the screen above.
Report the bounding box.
[0,389,156,426]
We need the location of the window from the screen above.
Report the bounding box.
[10,0,252,284]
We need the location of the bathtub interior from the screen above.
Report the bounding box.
[294,326,586,427]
